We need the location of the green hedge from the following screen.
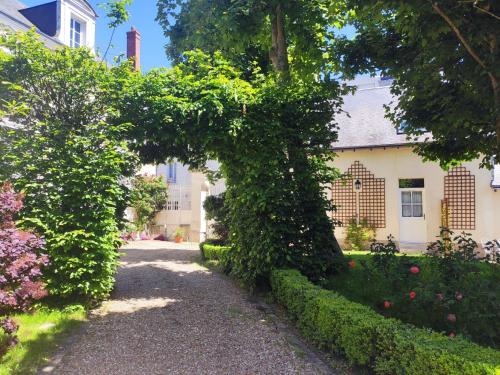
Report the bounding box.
[271,269,500,375]
[200,243,232,272]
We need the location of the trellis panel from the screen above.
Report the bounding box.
[444,166,475,230]
[332,161,386,228]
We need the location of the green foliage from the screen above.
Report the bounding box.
[0,31,138,303]
[130,175,168,232]
[344,218,375,251]
[200,242,232,273]
[335,0,500,166]
[271,269,500,374]
[120,50,344,287]
[156,0,349,77]
[173,227,184,238]
[99,0,133,29]
[203,193,230,243]
[324,233,500,348]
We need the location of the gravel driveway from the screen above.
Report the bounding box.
[39,241,334,375]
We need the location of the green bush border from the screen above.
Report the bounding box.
[271,269,500,375]
[200,242,232,273]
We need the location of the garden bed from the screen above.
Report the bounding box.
[271,269,500,375]
[322,252,500,349]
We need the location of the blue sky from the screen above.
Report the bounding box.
[22,0,170,71]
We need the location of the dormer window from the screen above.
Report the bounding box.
[70,18,82,47]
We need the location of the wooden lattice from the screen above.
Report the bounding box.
[332,161,386,228]
[444,166,475,230]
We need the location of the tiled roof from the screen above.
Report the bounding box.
[333,77,429,149]
[0,0,62,48]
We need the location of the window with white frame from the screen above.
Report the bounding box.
[70,18,82,48]
[401,191,423,217]
[167,163,177,183]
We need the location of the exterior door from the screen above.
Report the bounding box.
[399,189,426,244]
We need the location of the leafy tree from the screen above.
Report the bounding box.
[130,175,169,233]
[334,0,500,167]
[203,193,230,243]
[99,0,134,60]
[156,0,348,77]
[120,50,344,285]
[0,31,138,303]
[0,183,48,351]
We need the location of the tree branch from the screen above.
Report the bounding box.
[430,1,488,70]
[473,3,500,21]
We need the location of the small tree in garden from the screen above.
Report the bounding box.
[130,175,169,233]
[0,183,48,351]
[0,31,138,303]
[203,193,230,243]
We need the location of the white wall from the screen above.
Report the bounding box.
[330,147,500,246]
[57,0,96,51]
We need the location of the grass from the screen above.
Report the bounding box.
[0,309,86,375]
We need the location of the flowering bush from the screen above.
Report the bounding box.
[0,183,48,351]
[324,230,500,348]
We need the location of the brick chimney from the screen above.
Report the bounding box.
[127,27,141,71]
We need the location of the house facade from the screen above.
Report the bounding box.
[0,0,96,50]
[140,161,224,243]
[330,77,500,250]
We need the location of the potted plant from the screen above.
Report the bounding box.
[174,227,184,243]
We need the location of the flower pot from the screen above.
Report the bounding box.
[175,236,183,243]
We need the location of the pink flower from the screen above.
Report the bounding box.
[410,266,420,274]
[383,300,392,309]
[409,291,417,300]
[455,292,463,301]
[448,331,456,338]
[447,314,457,323]
[436,293,444,301]
[1,317,18,335]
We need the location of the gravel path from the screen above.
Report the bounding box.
[39,241,335,375]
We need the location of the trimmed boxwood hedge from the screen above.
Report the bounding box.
[200,242,232,272]
[271,269,500,375]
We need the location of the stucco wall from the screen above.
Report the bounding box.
[330,147,500,246]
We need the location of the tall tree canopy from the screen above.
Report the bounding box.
[120,0,355,285]
[156,0,348,77]
[335,0,500,167]
[120,51,345,285]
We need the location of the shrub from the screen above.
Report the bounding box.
[344,218,376,251]
[203,193,230,243]
[130,175,168,233]
[0,32,137,303]
[200,243,232,272]
[271,269,500,374]
[339,230,500,348]
[0,183,48,351]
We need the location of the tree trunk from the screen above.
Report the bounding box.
[270,3,289,73]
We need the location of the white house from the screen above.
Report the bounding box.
[0,0,96,50]
[330,76,500,251]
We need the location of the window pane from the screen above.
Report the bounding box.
[401,192,411,204]
[399,179,425,188]
[412,191,422,204]
[413,204,423,217]
[75,20,81,32]
[402,204,412,217]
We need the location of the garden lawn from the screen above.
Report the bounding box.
[0,309,86,375]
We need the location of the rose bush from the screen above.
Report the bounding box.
[323,232,500,348]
